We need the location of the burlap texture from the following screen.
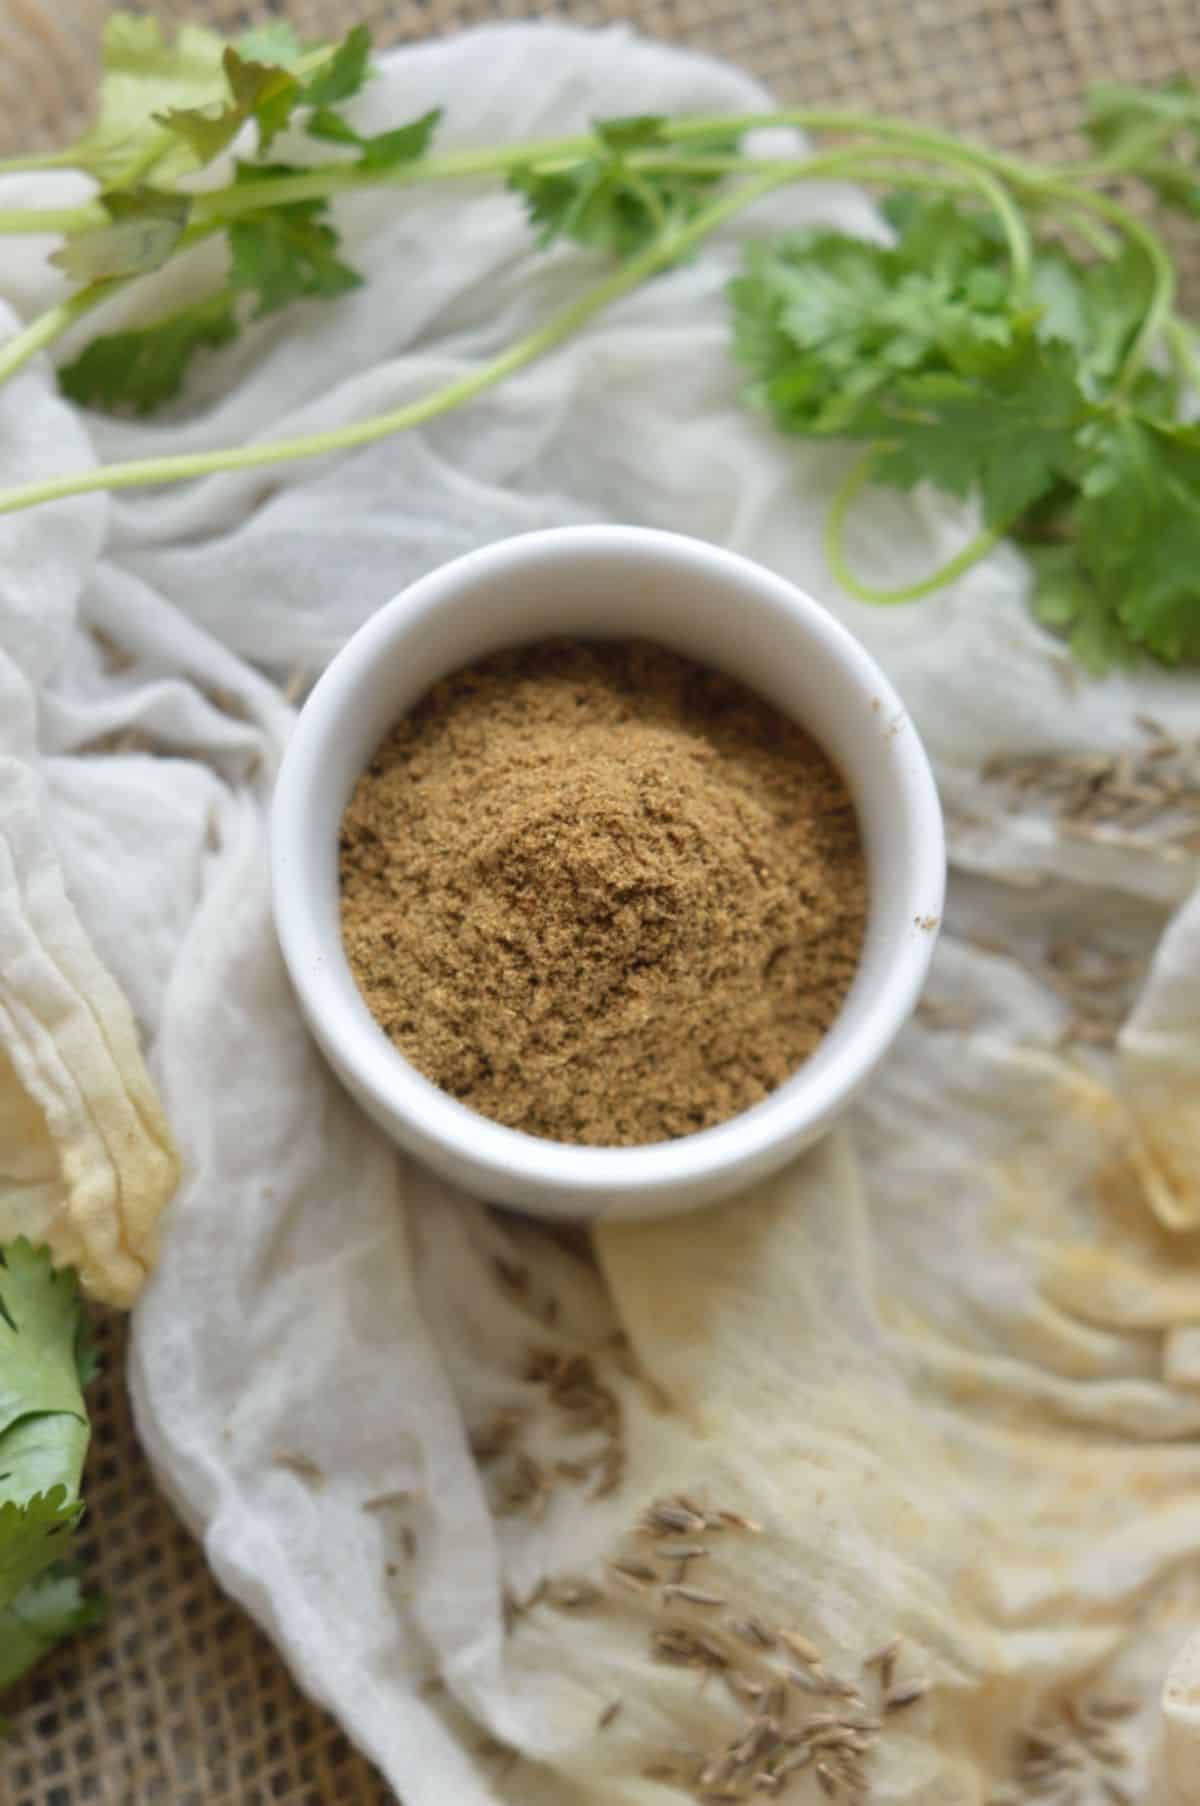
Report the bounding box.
[1,3,1199,1802]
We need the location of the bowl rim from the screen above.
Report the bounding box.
[270,523,945,1197]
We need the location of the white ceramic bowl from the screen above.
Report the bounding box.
[271,525,944,1220]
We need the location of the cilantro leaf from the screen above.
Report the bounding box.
[865,339,1088,525]
[510,124,739,259]
[300,24,372,111]
[0,1568,105,1693]
[59,13,233,186]
[1025,544,1138,673]
[593,114,668,152]
[1074,418,1200,663]
[730,190,1200,669]
[236,22,306,70]
[0,1244,90,1446]
[1030,244,1154,389]
[729,210,1020,441]
[155,47,300,166]
[226,166,361,317]
[0,1490,81,1606]
[1086,78,1200,157]
[0,1243,91,1613]
[58,294,238,415]
[0,1245,99,1694]
[1085,80,1200,224]
[306,107,442,171]
[50,188,190,283]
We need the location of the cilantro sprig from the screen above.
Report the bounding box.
[1,16,1200,670]
[0,1243,102,1694]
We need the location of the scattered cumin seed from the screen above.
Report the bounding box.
[695,1633,733,1669]
[596,1697,623,1731]
[273,1452,325,1486]
[715,1508,762,1532]
[823,1675,866,1703]
[657,1543,710,1563]
[591,1447,626,1499]
[610,1560,658,1592]
[662,1583,726,1608]
[643,1500,708,1536]
[699,1752,738,1789]
[723,1669,765,1707]
[884,1678,929,1712]
[1085,1699,1138,1722]
[492,1254,530,1297]
[816,1761,839,1796]
[361,1488,412,1514]
[547,1578,601,1609]
[863,1635,900,1688]
[776,1745,813,1777]
[778,1629,822,1665]
[730,1617,776,1650]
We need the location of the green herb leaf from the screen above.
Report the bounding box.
[227,166,361,316]
[58,293,239,414]
[50,187,190,282]
[236,21,307,70]
[0,1490,82,1610]
[865,339,1088,525]
[729,208,1020,441]
[306,106,442,170]
[299,24,372,111]
[510,126,739,259]
[0,1244,90,1610]
[1073,418,1200,663]
[593,114,668,152]
[0,1568,105,1693]
[155,47,301,167]
[306,108,361,146]
[1025,544,1136,673]
[1086,78,1200,157]
[60,13,234,186]
[0,1245,99,1694]
[355,110,442,170]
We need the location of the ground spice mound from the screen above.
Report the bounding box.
[338,639,867,1146]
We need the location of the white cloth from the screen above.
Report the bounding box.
[3,20,1200,1803]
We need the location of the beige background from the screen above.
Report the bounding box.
[2,3,1199,1802]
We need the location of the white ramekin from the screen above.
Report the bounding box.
[270,525,944,1221]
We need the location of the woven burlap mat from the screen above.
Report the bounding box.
[2,3,1200,1803]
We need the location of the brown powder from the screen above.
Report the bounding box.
[338,639,866,1146]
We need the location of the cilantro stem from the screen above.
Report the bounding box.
[0,148,81,174]
[1166,318,1200,398]
[660,110,1048,193]
[0,281,128,387]
[0,221,222,389]
[0,205,107,234]
[189,135,608,222]
[0,169,789,517]
[824,449,1005,605]
[1048,183,1175,393]
[633,153,1033,292]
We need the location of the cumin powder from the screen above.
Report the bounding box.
[338,639,866,1146]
